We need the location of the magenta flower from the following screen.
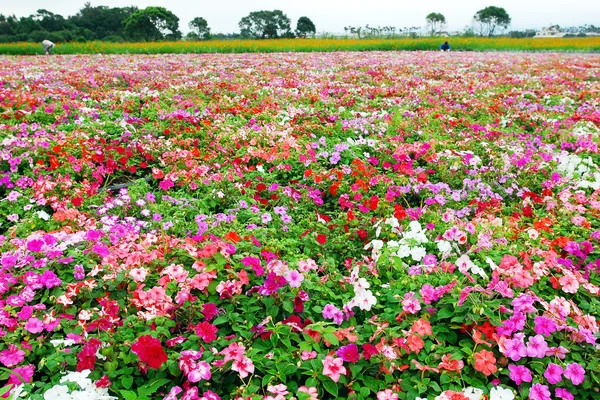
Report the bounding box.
[529,383,551,400]
[508,364,532,385]
[27,239,44,252]
[526,334,548,358]
[336,344,360,363]
[544,363,563,384]
[322,355,346,382]
[8,364,34,384]
[563,363,585,385]
[24,317,45,334]
[555,388,574,400]
[0,345,25,368]
[504,337,527,361]
[534,316,557,336]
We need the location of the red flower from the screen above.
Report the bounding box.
[316,234,327,245]
[131,335,168,369]
[195,321,218,343]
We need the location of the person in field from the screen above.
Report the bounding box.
[440,41,451,51]
[42,40,55,55]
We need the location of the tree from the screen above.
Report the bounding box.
[189,17,210,40]
[295,16,315,38]
[69,3,137,41]
[473,6,511,36]
[425,12,446,36]
[239,10,292,39]
[124,6,181,41]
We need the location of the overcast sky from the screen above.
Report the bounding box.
[2,0,597,34]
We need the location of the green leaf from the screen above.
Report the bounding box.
[138,378,172,396]
[121,375,133,390]
[436,307,454,319]
[120,390,138,400]
[322,378,339,397]
[282,300,294,314]
[323,332,339,346]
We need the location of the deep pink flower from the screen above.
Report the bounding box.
[195,321,218,343]
[27,239,44,253]
[563,363,585,385]
[529,383,551,400]
[534,316,557,336]
[544,363,563,384]
[131,335,168,369]
[336,344,360,363]
[555,388,574,400]
[0,345,25,368]
[8,364,34,384]
[526,335,548,358]
[508,364,532,385]
[504,337,527,361]
[24,318,44,334]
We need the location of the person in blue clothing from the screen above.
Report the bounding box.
[440,41,451,51]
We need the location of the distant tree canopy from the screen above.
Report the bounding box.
[239,10,293,39]
[188,17,210,40]
[295,16,316,38]
[473,6,511,36]
[425,12,446,35]
[124,7,181,41]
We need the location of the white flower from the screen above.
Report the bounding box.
[410,246,427,262]
[490,387,515,400]
[44,385,71,400]
[408,220,422,232]
[353,289,377,311]
[395,245,411,258]
[37,210,51,220]
[437,240,452,254]
[463,387,484,400]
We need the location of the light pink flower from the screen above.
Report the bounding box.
[285,270,304,288]
[322,355,346,383]
[298,386,318,400]
[377,389,399,400]
[24,318,44,334]
[231,355,254,378]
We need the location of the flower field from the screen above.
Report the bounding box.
[0,51,599,400]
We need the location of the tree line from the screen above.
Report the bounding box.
[0,4,316,43]
[0,3,597,44]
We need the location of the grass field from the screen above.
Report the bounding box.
[1,36,600,55]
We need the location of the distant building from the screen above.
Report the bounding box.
[534,26,567,38]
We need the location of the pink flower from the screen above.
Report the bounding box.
[508,364,532,385]
[322,355,346,383]
[301,350,317,360]
[231,355,254,378]
[267,384,288,395]
[8,364,34,384]
[544,363,563,384]
[195,321,218,343]
[504,337,527,361]
[377,389,399,400]
[526,335,548,358]
[0,345,25,368]
[188,361,211,382]
[402,292,421,314]
[545,346,569,359]
[555,388,574,400]
[529,383,551,400]
[563,363,585,385]
[285,270,304,288]
[221,342,245,362]
[559,274,579,294]
[24,318,44,334]
[336,344,360,363]
[534,316,557,337]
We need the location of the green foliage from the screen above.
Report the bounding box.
[425,12,446,35]
[189,17,210,40]
[239,10,293,39]
[473,6,512,36]
[295,16,316,38]
[124,6,182,41]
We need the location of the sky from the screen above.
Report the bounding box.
[2,0,597,34]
